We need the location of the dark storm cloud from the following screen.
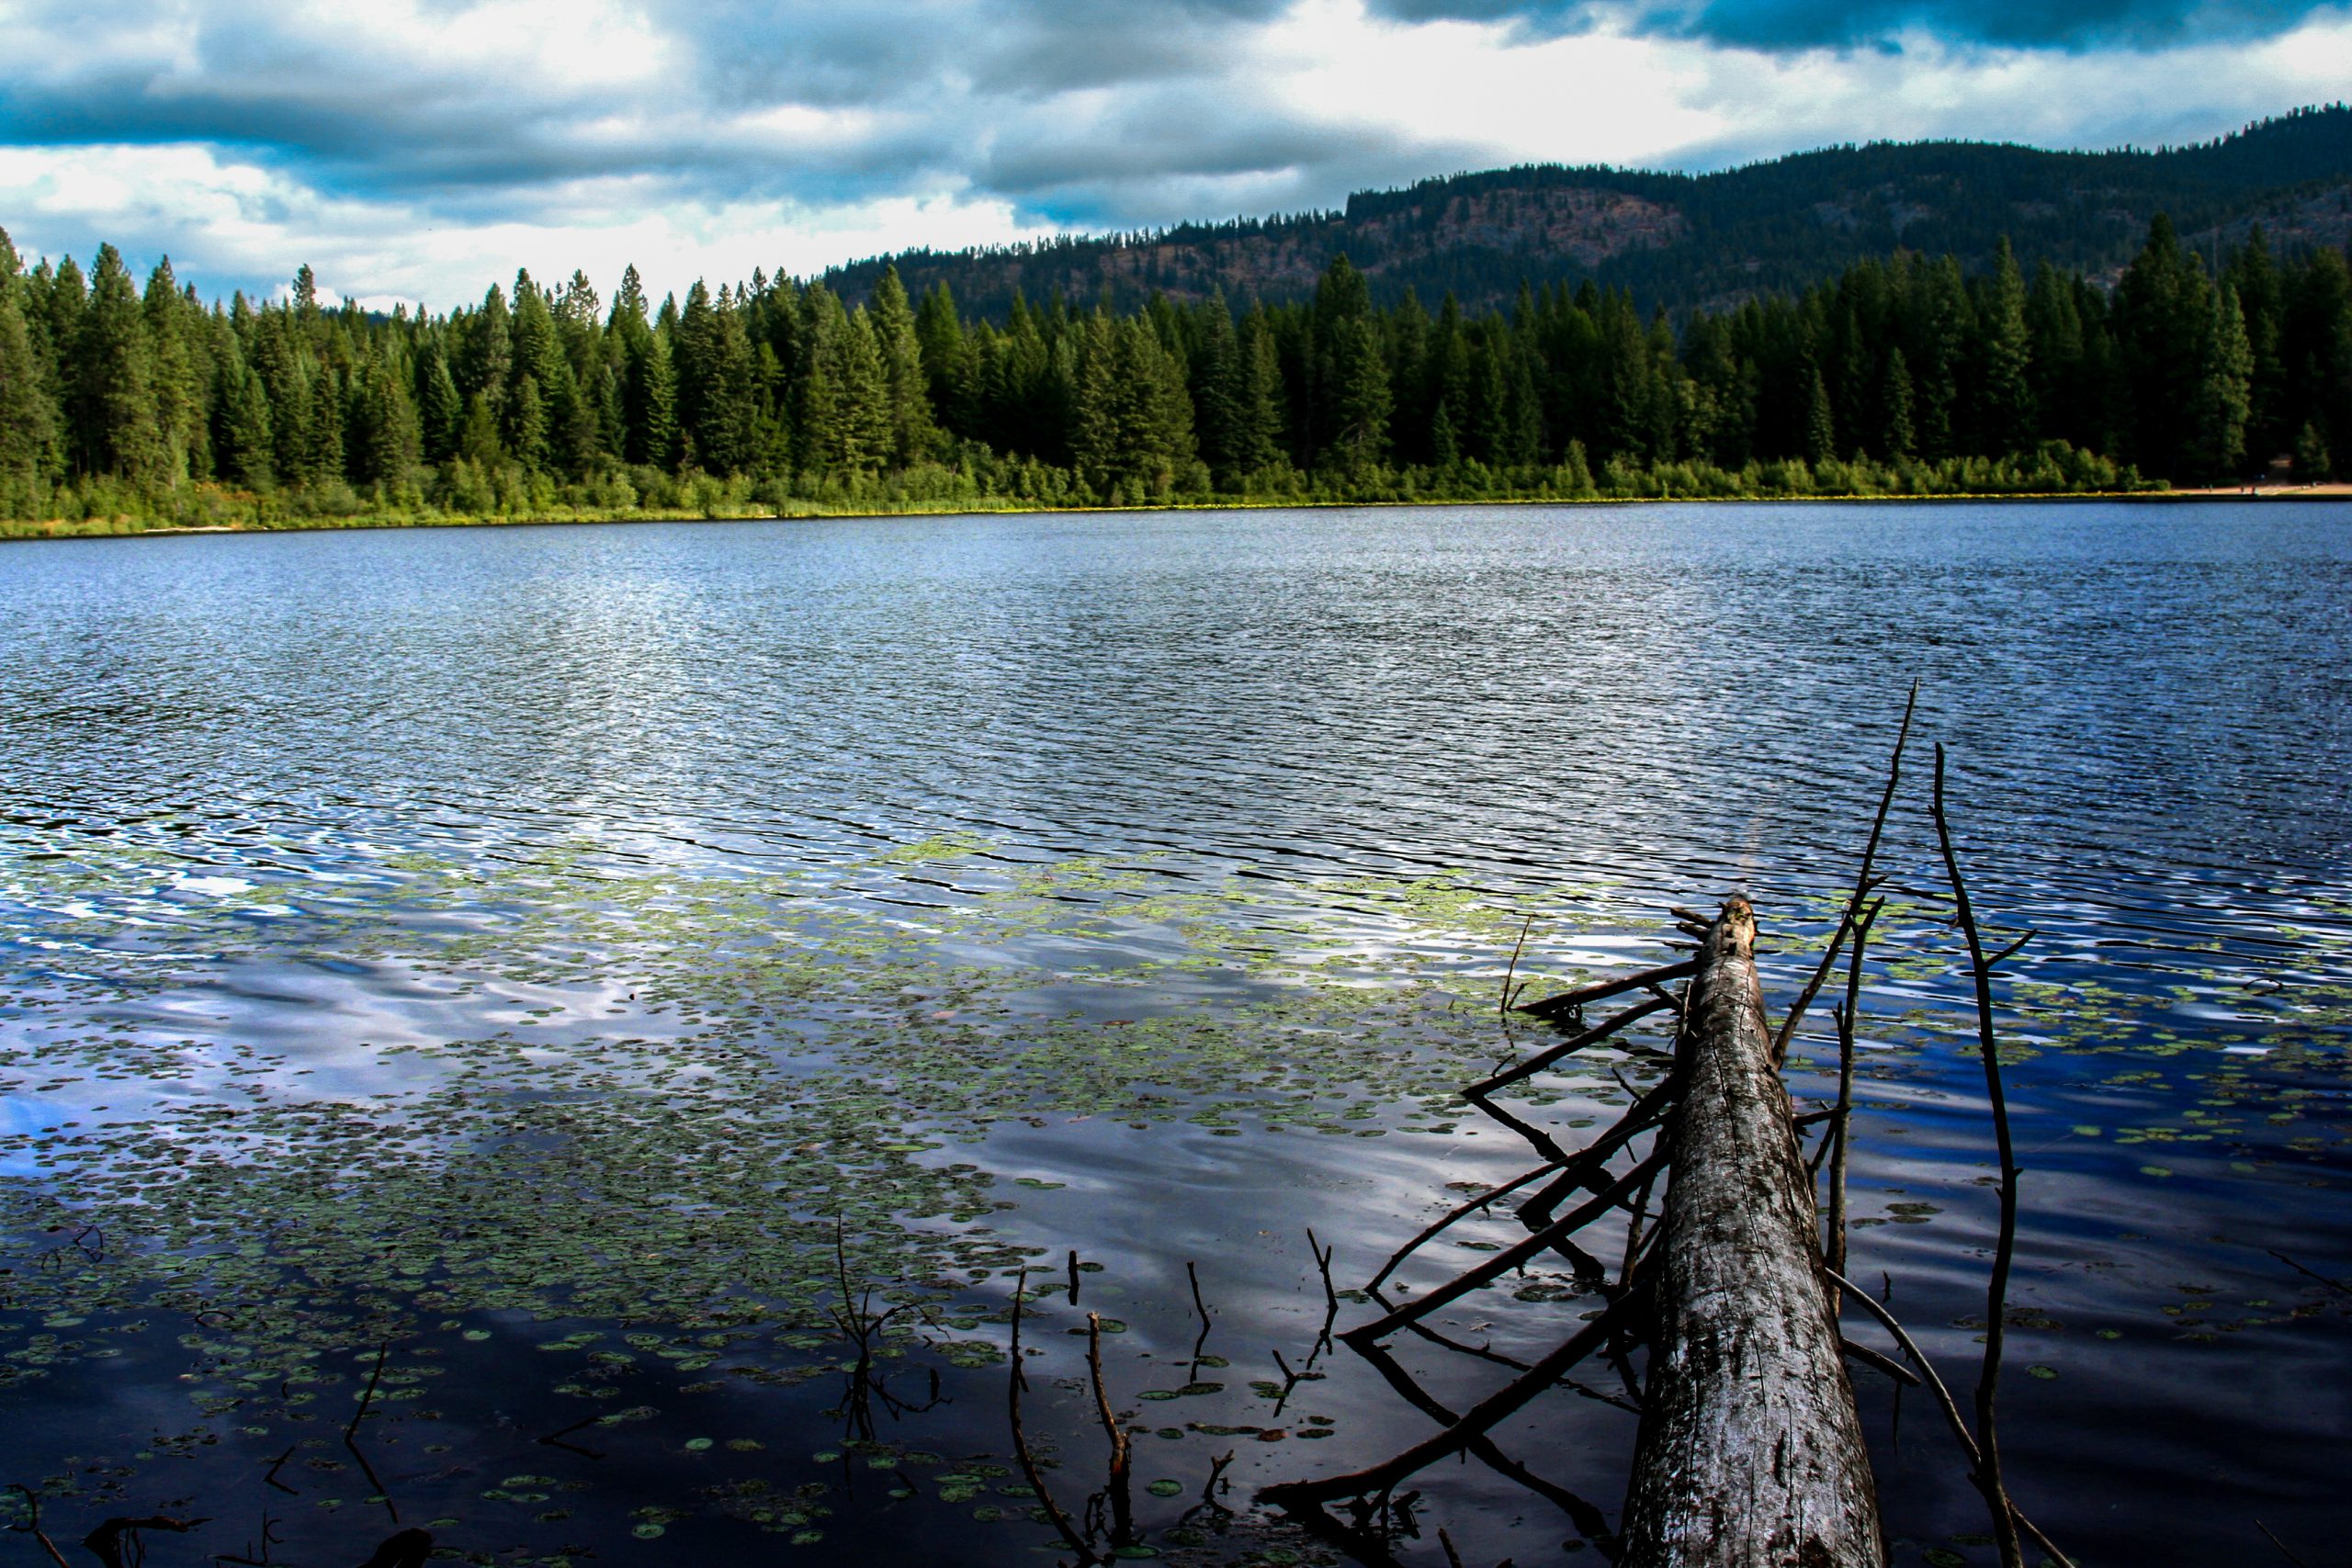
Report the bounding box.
[1364,0,2341,49]
[2,0,2341,306]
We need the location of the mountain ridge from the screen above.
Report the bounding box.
[820,104,2352,317]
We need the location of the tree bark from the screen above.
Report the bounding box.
[1619,896,1883,1568]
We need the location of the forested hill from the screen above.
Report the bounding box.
[823,105,2352,317]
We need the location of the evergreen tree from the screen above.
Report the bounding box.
[458,389,503,467]
[1910,256,1972,459]
[675,282,761,475]
[2191,284,2255,481]
[1978,239,2036,453]
[40,254,87,439]
[545,357,600,477]
[612,269,678,469]
[1069,311,1120,496]
[458,284,512,402]
[215,354,274,489]
[870,266,940,466]
[797,288,890,473]
[1235,306,1285,476]
[1326,316,1391,471]
[75,244,167,484]
[1804,365,1837,466]
[1502,347,1544,468]
[1307,254,1374,464]
[1192,294,1244,482]
[914,281,978,438]
[2024,261,2085,446]
[2224,229,2288,458]
[1881,348,1916,458]
[2281,247,2352,471]
[1429,400,1460,468]
[0,231,59,481]
[508,374,548,472]
[143,258,203,480]
[1111,315,1196,497]
[416,341,463,464]
[2112,215,2210,476]
[350,358,422,490]
[303,364,345,485]
[2292,419,2331,479]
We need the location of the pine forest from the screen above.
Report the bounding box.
[2,213,2347,536]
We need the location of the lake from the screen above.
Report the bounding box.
[2,501,2346,1567]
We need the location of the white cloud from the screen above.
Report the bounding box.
[0,144,1060,310]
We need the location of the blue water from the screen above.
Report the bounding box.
[1,502,2346,1567]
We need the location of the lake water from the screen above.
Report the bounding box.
[1,502,2346,1568]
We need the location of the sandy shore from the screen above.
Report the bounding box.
[2165,482,2352,499]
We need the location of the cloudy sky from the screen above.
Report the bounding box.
[1,0,2345,311]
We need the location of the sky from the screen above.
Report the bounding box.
[0,0,2345,313]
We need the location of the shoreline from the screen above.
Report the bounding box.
[5,483,2347,544]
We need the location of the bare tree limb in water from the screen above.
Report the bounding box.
[1772,681,1917,1065]
[1827,1269,2075,1568]
[1932,742,2030,1568]
[1007,1268,1095,1564]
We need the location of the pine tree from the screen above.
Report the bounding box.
[350,358,422,489]
[833,306,892,472]
[1192,295,1245,482]
[1804,365,1837,466]
[1978,239,2036,453]
[1910,255,1971,459]
[1881,348,1916,458]
[2292,418,2331,479]
[40,254,87,447]
[1503,348,1544,468]
[508,374,548,472]
[1464,335,1508,465]
[303,364,345,485]
[2112,215,2210,476]
[1070,311,1120,495]
[2281,247,2352,473]
[1386,288,1431,462]
[2192,284,2255,481]
[1112,316,1196,497]
[2225,229,2288,460]
[674,281,759,474]
[1326,316,1390,473]
[2024,262,2085,446]
[458,389,503,467]
[869,266,940,467]
[1229,305,1284,476]
[1429,400,1460,468]
[459,285,512,402]
[545,357,600,478]
[1308,254,1374,465]
[913,282,976,438]
[214,354,274,489]
[144,258,202,481]
[415,340,462,464]
[76,244,167,484]
[613,270,678,469]
[0,231,59,481]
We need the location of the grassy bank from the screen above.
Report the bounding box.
[1,442,2205,542]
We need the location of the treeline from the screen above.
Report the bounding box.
[1,213,2346,533]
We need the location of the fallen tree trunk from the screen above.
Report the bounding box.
[1619,895,1883,1568]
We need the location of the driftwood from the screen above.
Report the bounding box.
[1618,896,1883,1567]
